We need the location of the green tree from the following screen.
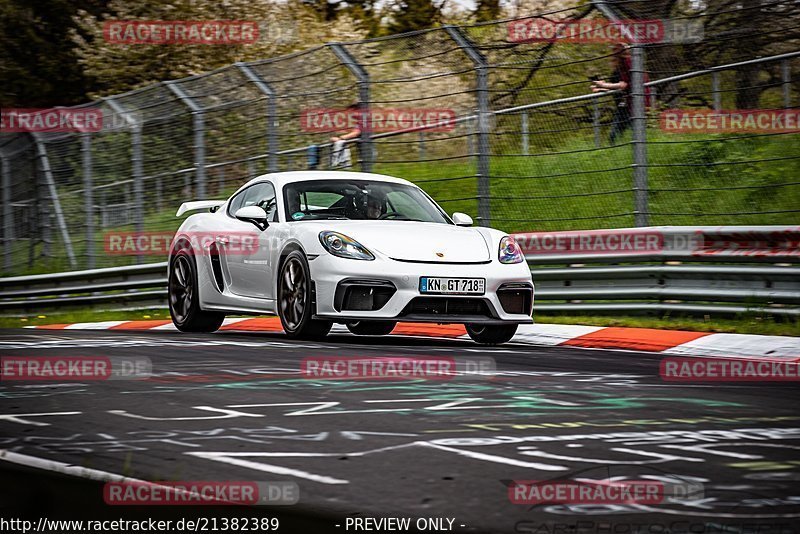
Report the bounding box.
[474,0,501,22]
[388,0,443,34]
[0,0,109,107]
[72,0,366,97]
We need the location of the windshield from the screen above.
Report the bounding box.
[283,180,451,223]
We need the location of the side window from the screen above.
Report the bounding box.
[228,182,278,221]
[228,190,246,215]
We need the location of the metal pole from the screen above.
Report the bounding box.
[104,96,143,263]
[132,123,144,264]
[328,43,373,172]
[782,60,791,109]
[193,112,206,198]
[419,131,426,160]
[1,155,12,272]
[712,71,722,111]
[594,0,649,227]
[521,112,529,154]
[32,134,76,267]
[236,63,278,172]
[267,95,278,172]
[591,97,600,148]
[631,45,649,227]
[81,133,94,269]
[166,82,206,198]
[444,25,491,227]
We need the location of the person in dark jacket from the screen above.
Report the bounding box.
[591,43,633,145]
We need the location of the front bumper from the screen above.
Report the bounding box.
[309,254,534,324]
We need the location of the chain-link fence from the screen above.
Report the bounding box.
[1,0,798,276]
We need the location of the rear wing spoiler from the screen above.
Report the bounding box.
[176,200,226,217]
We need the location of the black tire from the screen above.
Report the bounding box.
[465,323,518,345]
[169,249,225,333]
[278,250,332,339]
[346,321,397,336]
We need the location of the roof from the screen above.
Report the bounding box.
[244,171,414,189]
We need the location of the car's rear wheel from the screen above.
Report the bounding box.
[465,323,517,345]
[278,251,332,339]
[169,250,225,333]
[346,321,397,336]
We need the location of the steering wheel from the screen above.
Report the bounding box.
[378,211,404,220]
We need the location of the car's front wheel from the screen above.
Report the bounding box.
[278,251,332,339]
[169,250,225,333]
[346,321,397,336]
[465,323,518,345]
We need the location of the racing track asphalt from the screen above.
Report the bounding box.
[1,327,799,533]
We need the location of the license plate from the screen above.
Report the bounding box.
[419,277,485,295]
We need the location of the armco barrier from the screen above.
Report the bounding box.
[1,227,798,317]
[519,226,799,316]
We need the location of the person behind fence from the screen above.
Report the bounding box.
[329,103,362,168]
[591,43,633,145]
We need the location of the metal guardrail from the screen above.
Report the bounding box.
[0,262,167,311]
[1,227,798,317]
[522,226,800,316]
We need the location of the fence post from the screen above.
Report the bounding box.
[419,131,426,160]
[1,154,12,272]
[630,44,649,227]
[81,133,94,269]
[782,60,791,109]
[521,112,529,154]
[31,133,76,267]
[105,96,144,263]
[104,97,144,263]
[236,63,278,172]
[444,25,491,227]
[166,81,207,198]
[712,71,722,111]
[593,0,648,226]
[328,43,372,172]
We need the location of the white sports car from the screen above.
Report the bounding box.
[168,171,534,344]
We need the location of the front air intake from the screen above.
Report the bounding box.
[497,283,533,315]
[334,279,396,312]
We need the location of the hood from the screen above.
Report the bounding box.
[312,221,492,263]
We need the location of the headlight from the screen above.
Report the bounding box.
[319,231,374,260]
[499,236,524,264]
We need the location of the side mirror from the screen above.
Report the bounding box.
[235,205,269,231]
[452,212,473,227]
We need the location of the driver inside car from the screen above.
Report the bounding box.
[365,192,384,219]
